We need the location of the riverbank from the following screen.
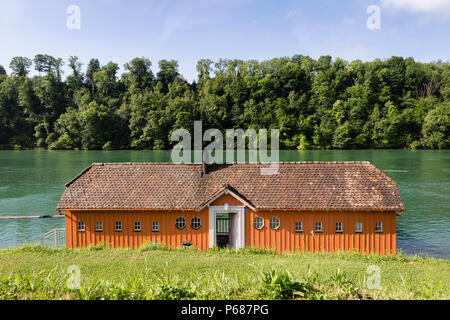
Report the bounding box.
[0,245,448,300]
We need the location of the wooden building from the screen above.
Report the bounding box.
[57,162,405,255]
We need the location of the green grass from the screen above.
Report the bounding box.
[0,244,449,300]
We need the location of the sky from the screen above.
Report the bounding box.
[0,0,449,82]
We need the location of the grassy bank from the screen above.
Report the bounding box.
[0,245,448,300]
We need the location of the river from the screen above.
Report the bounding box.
[0,150,448,259]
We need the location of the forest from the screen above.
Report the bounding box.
[0,54,448,150]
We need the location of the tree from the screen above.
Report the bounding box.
[51,108,82,149]
[157,59,180,92]
[86,58,101,91]
[9,57,32,77]
[0,54,449,150]
[123,57,153,90]
[421,103,449,149]
[93,62,120,99]
[34,54,54,75]
[66,56,84,95]
[80,101,120,150]
[196,59,214,81]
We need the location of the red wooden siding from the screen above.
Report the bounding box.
[244,210,396,255]
[65,209,209,249]
[210,194,243,206]
[65,192,397,255]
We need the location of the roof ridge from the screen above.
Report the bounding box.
[91,161,373,166]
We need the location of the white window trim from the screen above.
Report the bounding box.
[115,221,122,232]
[175,216,186,230]
[269,216,280,230]
[375,222,383,233]
[253,216,264,230]
[77,221,85,232]
[134,221,141,232]
[190,216,201,230]
[295,221,303,233]
[315,222,323,233]
[335,222,343,233]
[354,222,363,233]
[95,221,103,232]
[152,221,159,232]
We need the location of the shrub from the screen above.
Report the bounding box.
[258,268,313,299]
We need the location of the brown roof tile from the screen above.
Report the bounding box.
[56,162,406,212]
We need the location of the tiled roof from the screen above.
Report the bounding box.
[56,162,406,212]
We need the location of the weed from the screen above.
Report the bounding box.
[258,268,314,299]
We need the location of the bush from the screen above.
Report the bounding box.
[258,268,314,299]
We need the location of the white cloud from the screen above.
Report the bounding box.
[381,0,450,15]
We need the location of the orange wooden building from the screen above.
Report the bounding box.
[57,162,405,255]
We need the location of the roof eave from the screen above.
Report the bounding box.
[64,165,93,188]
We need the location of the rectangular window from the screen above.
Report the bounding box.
[152,221,159,232]
[134,221,141,232]
[295,222,303,233]
[375,222,383,233]
[335,222,343,233]
[77,221,85,232]
[354,222,363,233]
[95,221,103,232]
[115,221,122,232]
[314,222,322,233]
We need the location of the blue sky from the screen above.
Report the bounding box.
[1,0,449,82]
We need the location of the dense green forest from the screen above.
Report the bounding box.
[0,55,448,150]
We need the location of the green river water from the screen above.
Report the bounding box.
[0,150,448,258]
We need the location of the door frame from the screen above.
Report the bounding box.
[208,205,245,249]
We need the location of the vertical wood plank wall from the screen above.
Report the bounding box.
[65,208,397,255]
[245,211,396,255]
[65,209,209,250]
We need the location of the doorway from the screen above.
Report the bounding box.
[208,205,245,249]
[216,212,230,248]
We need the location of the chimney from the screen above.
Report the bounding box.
[201,152,209,178]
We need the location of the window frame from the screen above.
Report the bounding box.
[95,221,103,232]
[354,222,363,233]
[253,217,264,230]
[115,221,122,232]
[190,216,201,230]
[175,216,186,230]
[314,221,323,233]
[375,222,383,233]
[269,216,280,230]
[335,222,343,233]
[295,221,303,233]
[77,221,85,232]
[152,221,159,232]
[134,221,141,232]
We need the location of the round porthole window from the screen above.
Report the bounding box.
[190,216,201,230]
[253,217,264,230]
[175,216,186,230]
[269,217,280,230]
